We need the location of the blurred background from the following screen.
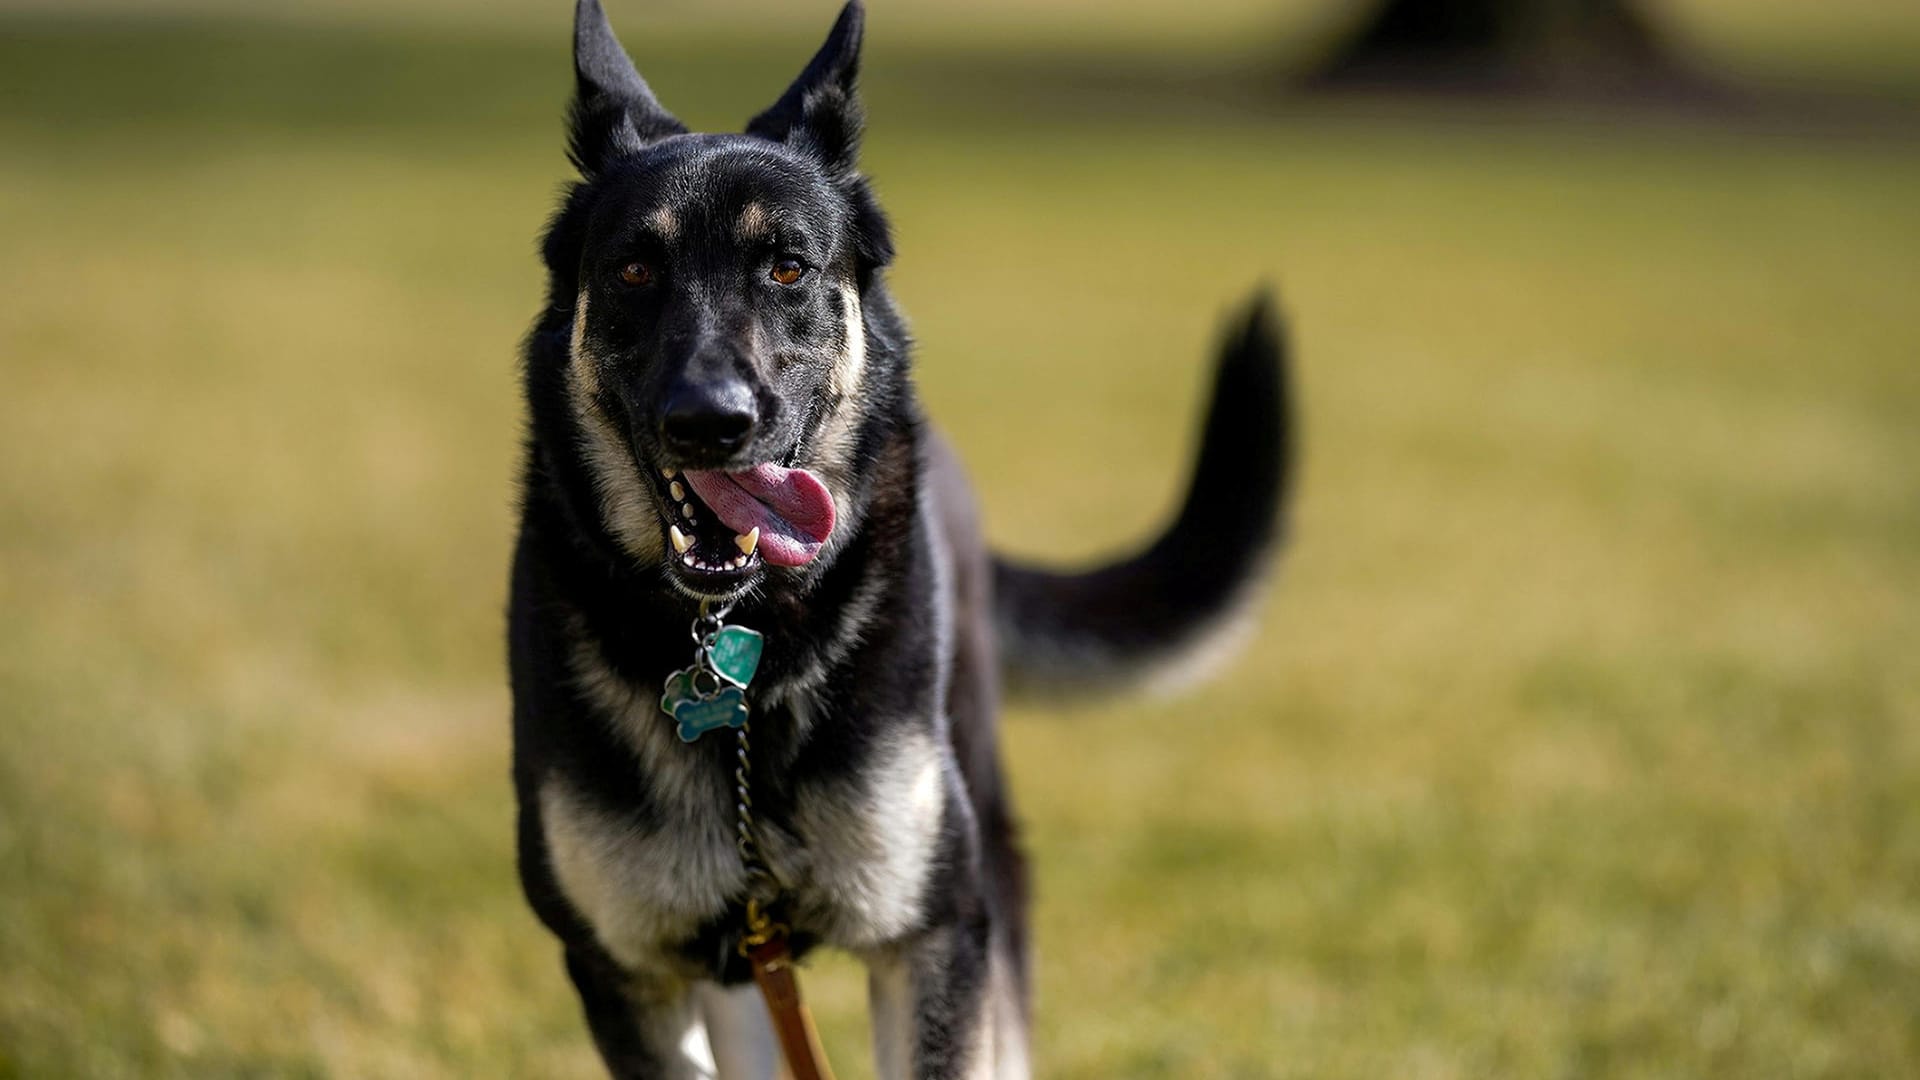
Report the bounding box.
[2,0,1917,1075]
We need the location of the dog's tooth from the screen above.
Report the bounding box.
[669,525,692,554]
[732,555,747,569]
[734,527,759,556]
[681,503,695,519]
[661,467,676,479]
[682,552,696,566]
[669,481,685,501]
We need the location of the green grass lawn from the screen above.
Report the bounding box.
[2,8,1918,1078]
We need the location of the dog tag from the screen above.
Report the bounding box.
[659,667,702,718]
[706,625,764,689]
[672,686,749,743]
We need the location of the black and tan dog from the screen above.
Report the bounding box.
[509,2,1292,1075]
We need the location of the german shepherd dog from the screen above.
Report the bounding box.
[509,2,1291,1075]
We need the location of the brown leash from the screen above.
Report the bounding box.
[741,903,836,1080]
[741,907,833,1076]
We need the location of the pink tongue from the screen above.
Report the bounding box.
[682,464,837,568]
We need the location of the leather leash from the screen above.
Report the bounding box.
[741,901,836,1080]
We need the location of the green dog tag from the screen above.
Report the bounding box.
[706,625,764,689]
[659,667,701,717]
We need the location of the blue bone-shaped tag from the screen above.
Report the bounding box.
[671,686,748,743]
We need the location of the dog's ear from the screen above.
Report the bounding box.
[745,1,865,176]
[569,0,685,177]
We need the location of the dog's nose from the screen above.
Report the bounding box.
[660,380,758,455]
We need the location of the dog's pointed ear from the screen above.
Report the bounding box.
[745,0,865,175]
[569,0,685,177]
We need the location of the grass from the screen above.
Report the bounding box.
[2,6,1918,1077]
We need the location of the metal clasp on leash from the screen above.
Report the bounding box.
[739,896,788,958]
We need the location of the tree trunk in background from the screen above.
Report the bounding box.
[1310,0,1708,98]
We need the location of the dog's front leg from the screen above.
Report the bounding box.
[694,981,784,1080]
[565,948,718,1079]
[867,914,1000,1080]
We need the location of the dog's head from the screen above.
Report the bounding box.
[544,0,894,601]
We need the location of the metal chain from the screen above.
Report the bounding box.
[734,717,776,890]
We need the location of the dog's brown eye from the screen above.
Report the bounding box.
[770,259,805,286]
[618,262,653,287]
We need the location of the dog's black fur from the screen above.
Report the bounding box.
[509,2,1292,1076]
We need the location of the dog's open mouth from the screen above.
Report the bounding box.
[655,462,837,583]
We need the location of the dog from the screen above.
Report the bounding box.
[509,2,1292,1076]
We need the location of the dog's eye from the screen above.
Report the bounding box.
[617,262,654,288]
[770,259,806,286]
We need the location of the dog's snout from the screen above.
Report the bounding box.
[660,379,758,455]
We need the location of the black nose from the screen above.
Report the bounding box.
[659,380,758,455]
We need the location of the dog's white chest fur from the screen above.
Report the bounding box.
[766,720,950,950]
[540,773,742,970]
[542,635,951,971]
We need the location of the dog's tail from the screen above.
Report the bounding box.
[991,290,1293,702]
